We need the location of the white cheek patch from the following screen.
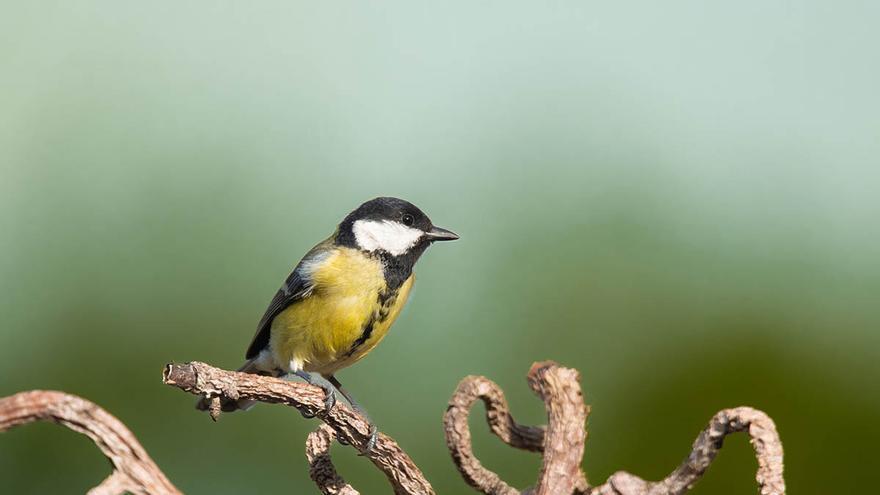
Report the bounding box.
[353,219,424,256]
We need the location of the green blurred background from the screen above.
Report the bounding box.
[2,2,878,493]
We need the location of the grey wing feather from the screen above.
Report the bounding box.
[244,243,329,359]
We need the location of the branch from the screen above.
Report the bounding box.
[1,361,783,495]
[0,390,180,495]
[163,361,434,495]
[443,363,784,495]
[443,361,589,495]
[306,424,360,495]
[528,362,590,495]
[586,407,785,495]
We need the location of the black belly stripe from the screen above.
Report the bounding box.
[346,319,375,357]
[345,288,399,357]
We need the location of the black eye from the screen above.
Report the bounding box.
[402,214,415,226]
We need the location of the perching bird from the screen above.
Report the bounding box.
[197,197,458,450]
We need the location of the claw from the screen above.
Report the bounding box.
[304,385,337,419]
[293,370,338,419]
[294,372,376,452]
[300,387,336,419]
[358,424,378,456]
[322,388,337,415]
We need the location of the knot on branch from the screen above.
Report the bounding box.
[163,362,242,399]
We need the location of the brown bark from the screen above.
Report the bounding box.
[442,361,784,495]
[162,361,434,495]
[585,407,785,495]
[306,424,361,495]
[0,390,180,495]
[443,362,589,495]
[528,361,589,495]
[0,361,785,495]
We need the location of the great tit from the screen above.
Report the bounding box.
[197,197,458,450]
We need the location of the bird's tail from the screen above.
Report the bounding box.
[195,359,273,413]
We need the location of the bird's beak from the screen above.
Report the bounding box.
[425,226,459,241]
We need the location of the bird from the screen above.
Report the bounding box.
[197,197,458,451]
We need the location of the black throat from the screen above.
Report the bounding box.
[376,242,429,290]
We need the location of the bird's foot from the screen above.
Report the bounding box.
[293,371,338,419]
[359,424,379,455]
[320,375,378,453]
[336,403,378,454]
[337,421,377,455]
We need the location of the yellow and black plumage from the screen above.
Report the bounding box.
[264,243,415,377]
[197,197,457,447]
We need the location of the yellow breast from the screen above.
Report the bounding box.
[268,247,414,375]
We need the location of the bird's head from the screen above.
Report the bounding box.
[336,197,458,257]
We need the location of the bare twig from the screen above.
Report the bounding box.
[527,362,590,495]
[443,375,536,495]
[0,390,180,495]
[2,361,785,495]
[444,362,784,495]
[444,361,589,495]
[163,361,434,495]
[88,471,134,495]
[586,407,785,495]
[306,424,361,495]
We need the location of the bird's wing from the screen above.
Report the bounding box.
[245,242,332,359]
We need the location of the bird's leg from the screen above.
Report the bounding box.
[292,370,337,418]
[327,375,378,454]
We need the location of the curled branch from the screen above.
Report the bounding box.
[3,361,784,495]
[306,424,360,495]
[444,374,522,495]
[528,361,590,495]
[587,407,785,495]
[163,361,434,495]
[444,361,589,495]
[444,362,784,495]
[0,390,180,495]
